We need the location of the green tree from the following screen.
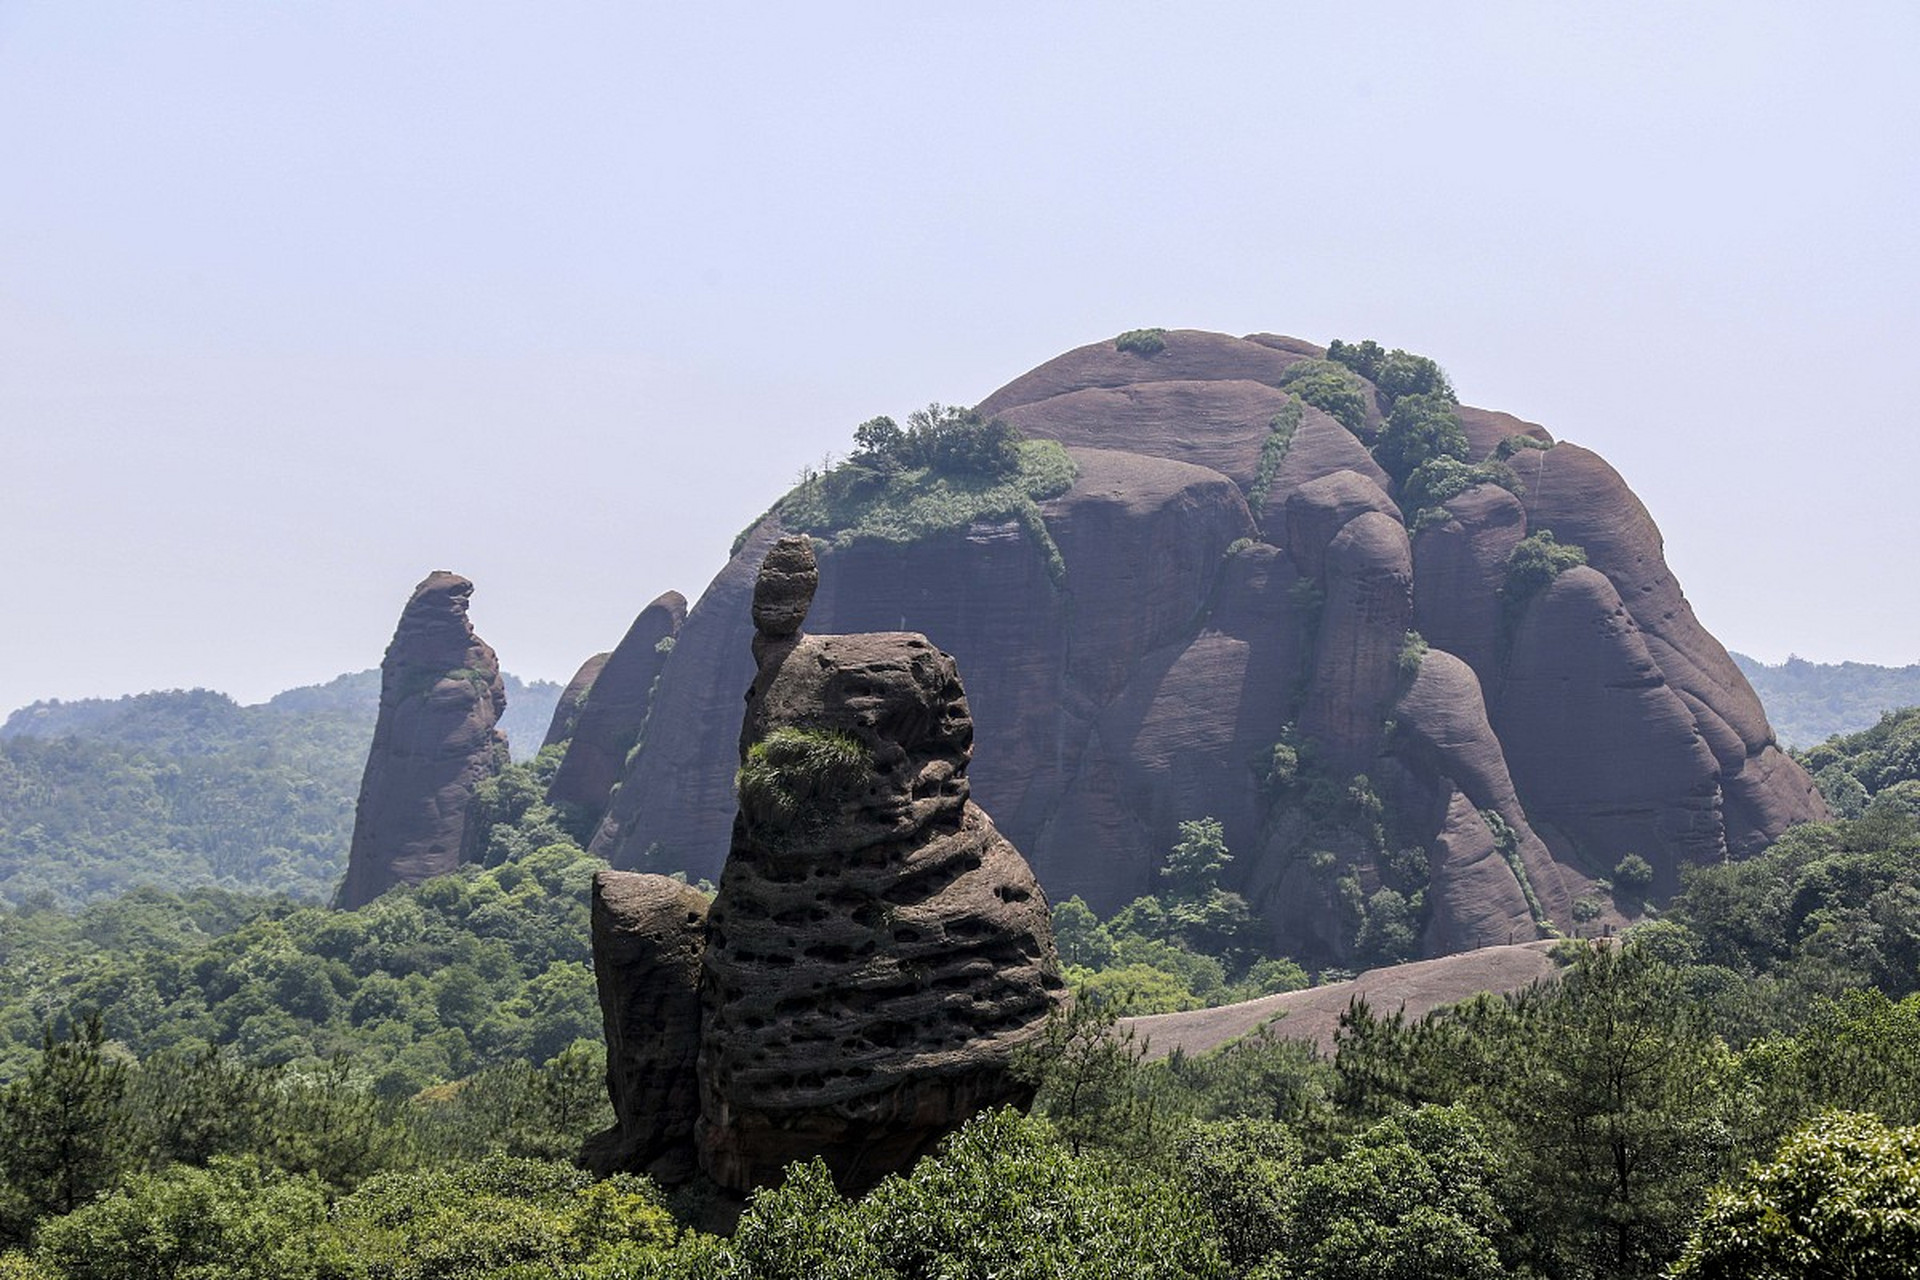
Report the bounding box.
[0,1014,134,1240]
[1279,1105,1508,1280]
[1673,1111,1920,1280]
[31,1158,326,1280]
[863,1109,1227,1280]
[1278,359,1370,434]
[1050,896,1116,969]
[1013,998,1157,1157]
[1372,392,1469,485]
[1499,944,1733,1279]
[1176,1117,1298,1271]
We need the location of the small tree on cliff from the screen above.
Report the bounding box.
[1161,818,1256,961]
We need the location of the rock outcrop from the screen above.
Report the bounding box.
[336,571,507,910]
[581,871,707,1182]
[589,539,1064,1195]
[589,329,1827,966]
[542,652,609,749]
[547,591,685,830]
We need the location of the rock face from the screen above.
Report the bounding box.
[546,591,685,830]
[589,539,1064,1195]
[581,871,708,1182]
[542,652,609,749]
[591,329,1828,965]
[336,571,507,910]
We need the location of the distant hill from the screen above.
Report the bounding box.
[1732,653,1920,749]
[0,672,560,909]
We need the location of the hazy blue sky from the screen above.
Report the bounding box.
[4,2,1916,718]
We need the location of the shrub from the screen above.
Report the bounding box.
[1278,359,1369,434]
[778,413,1077,578]
[1614,853,1655,895]
[1501,531,1588,626]
[1326,339,1455,406]
[1246,403,1303,518]
[736,728,870,835]
[1494,432,1553,458]
[1396,631,1429,679]
[1373,392,1469,486]
[1115,328,1168,356]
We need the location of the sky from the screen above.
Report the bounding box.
[3,2,1917,718]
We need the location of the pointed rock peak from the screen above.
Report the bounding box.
[391,570,486,667]
[335,570,507,910]
[414,569,474,605]
[751,536,817,647]
[645,589,690,629]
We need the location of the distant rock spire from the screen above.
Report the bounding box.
[546,590,686,832]
[335,571,507,910]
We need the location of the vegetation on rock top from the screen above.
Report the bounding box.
[770,403,1076,580]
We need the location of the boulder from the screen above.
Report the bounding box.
[1496,566,1726,894]
[335,572,507,909]
[1300,511,1414,772]
[589,330,1827,965]
[1411,484,1527,691]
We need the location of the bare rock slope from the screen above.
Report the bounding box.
[588,330,1826,965]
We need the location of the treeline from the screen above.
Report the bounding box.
[6,920,1920,1276]
[2,692,1918,1274]
[0,750,602,1090]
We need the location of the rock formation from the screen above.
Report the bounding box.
[588,329,1828,966]
[581,872,707,1182]
[541,652,609,749]
[336,571,507,910]
[546,591,685,831]
[588,538,1064,1195]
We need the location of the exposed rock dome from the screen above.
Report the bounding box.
[589,330,1827,965]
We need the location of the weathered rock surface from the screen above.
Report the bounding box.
[581,871,707,1182]
[336,571,507,910]
[589,541,1064,1196]
[542,652,609,748]
[593,330,1828,965]
[547,591,685,830]
[1497,566,1726,896]
[695,538,1064,1193]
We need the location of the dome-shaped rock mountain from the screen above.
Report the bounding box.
[584,330,1826,965]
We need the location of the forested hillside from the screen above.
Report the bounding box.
[6,799,1920,1275]
[0,674,560,909]
[1734,651,1920,748]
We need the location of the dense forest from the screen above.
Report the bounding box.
[1733,651,1920,749]
[2,710,1920,1275]
[0,674,559,909]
